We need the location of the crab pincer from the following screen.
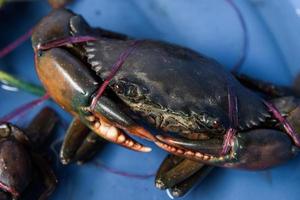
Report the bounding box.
[32,9,155,157]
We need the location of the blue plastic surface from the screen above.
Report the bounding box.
[1,1,300,200]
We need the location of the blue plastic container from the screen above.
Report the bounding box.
[0,1,300,199]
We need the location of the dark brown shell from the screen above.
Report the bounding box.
[83,38,270,133]
[64,9,270,133]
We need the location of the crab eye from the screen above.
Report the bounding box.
[126,85,138,97]
[212,120,220,129]
[113,83,124,94]
[0,124,10,137]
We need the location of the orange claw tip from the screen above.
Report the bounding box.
[139,146,152,152]
[144,147,152,152]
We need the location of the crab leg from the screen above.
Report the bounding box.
[25,107,58,149]
[61,117,106,164]
[156,157,205,189]
[31,153,57,200]
[167,164,213,198]
[60,117,90,164]
[72,131,106,164]
[155,155,185,189]
[156,155,213,198]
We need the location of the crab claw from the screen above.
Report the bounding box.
[156,128,298,170]
[32,9,156,153]
[33,39,153,152]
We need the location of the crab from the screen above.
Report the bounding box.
[0,107,58,200]
[31,9,300,197]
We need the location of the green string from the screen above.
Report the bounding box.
[0,0,5,8]
[0,70,45,96]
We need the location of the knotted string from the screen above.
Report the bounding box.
[221,84,238,155]
[264,101,300,147]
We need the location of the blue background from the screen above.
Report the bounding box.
[1,0,300,199]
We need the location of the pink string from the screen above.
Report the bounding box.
[0,181,19,198]
[38,36,98,50]
[93,160,155,180]
[0,29,33,58]
[264,101,300,147]
[225,0,249,74]
[221,85,238,155]
[228,87,238,128]
[90,40,144,110]
[0,94,50,124]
